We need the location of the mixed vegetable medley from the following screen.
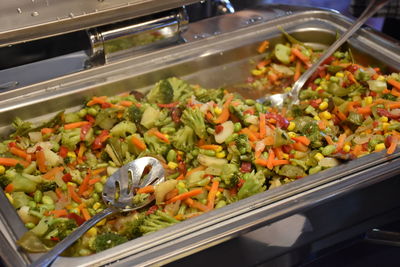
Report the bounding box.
[1,34,400,256]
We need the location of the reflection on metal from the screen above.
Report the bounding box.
[87,8,188,65]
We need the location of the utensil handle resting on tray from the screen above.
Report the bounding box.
[290,0,390,104]
[30,207,115,267]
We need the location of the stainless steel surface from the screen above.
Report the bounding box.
[0,5,400,267]
[366,229,400,247]
[87,8,189,65]
[257,0,390,107]
[0,0,199,47]
[30,157,165,267]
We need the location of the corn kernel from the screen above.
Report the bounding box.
[5,193,13,203]
[216,151,226,158]
[382,122,390,131]
[67,182,76,187]
[320,111,332,120]
[92,202,101,210]
[288,132,297,138]
[87,227,97,237]
[314,153,325,161]
[314,115,321,121]
[335,72,344,78]
[177,150,184,155]
[0,165,5,175]
[316,86,323,91]
[96,219,106,226]
[282,153,289,160]
[343,144,351,153]
[67,152,76,158]
[164,134,169,139]
[319,101,329,111]
[214,107,222,115]
[216,191,221,198]
[167,161,178,170]
[377,75,385,81]
[215,146,223,152]
[365,96,373,105]
[375,143,386,152]
[251,68,265,76]
[380,116,389,122]
[287,122,296,131]
[178,181,186,188]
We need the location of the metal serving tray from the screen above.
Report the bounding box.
[1,5,400,267]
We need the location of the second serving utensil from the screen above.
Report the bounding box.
[258,0,390,108]
[30,156,165,267]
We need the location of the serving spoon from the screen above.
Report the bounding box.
[258,0,390,108]
[30,157,165,267]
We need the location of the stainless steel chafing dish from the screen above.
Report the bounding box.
[1,2,400,266]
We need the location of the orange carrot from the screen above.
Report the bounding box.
[356,106,372,115]
[36,150,47,173]
[81,208,91,221]
[92,167,106,176]
[199,145,222,150]
[165,188,204,204]
[387,79,400,91]
[150,129,170,144]
[119,100,133,107]
[55,188,64,200]
[293,142,308,152]
[48,209,68,218]
[318,120,327,130]
[42,166,64,180]
[64,121,90,130]
[273,147,284,160]
[266,149,275,170]
[388,102,400,109]
[391,90,400,97]
[240,128,259,142]
[263,136,275,146]
[272,159,290,166]
[254,158,269,167]
[89,178,101,185]
[87,96,107,106]
[347,71,358,84]
[207,180,219,210]
[214,94,234,124]
[176,173,185,181]
[294,60,302,81]
[184,198,209,212]
[352,144,363,157]
[165,188,180,201]
[292,136,311,146]
[137,185,155,194]
[291,47,310,66]
[324,135,335,145]
[257,40,270,54]
[336,133,347,152]
[259,113,266,139]
[40,128,54,135]
[5,183,14,193]
[0,158,21,167]
[78,173,91,195]
[77,142,86,163]
[131,136,147,151]
[185,166,206,179]
[9,147,30,161]
[387,137,397,154]
[256,59,271,69]
[67,184,82,203]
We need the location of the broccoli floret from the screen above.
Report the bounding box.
[0,175,11,188]
[193,87,225,102]
[61,128,81,150]
[146,79,174,104]
[125,105,142,123]
[143,131,170,156]
[49,218,77,240]
[110,121,137,138]
[181,108,207,139]
[95,109,118,130]
[120,213,146,240]
[220,164,239,188]
[235,134,251,154]
[139,210,179,235]
[229,105,245,122]
[11,117,33,138]
[93,232,128,253]
[237,170,266,200]
[171,125,196,152]
[168,77,193,103]
[37,181,57,192]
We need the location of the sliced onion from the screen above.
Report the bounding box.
[155,180,178,204]
[214,120,234,144]
[28,132,42,143]
[198,154,227,167]
[271,63,294,76]
[244,115,259,125]
[353,134,372,145]
[319,157,340,168]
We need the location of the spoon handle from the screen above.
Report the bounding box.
[290,0,390,103]
[30,207,115,267]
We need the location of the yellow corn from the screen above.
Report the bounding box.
[382,122,390,131]
[67,152,76,158]
[314,153,325,161]
[380,116,389,122]
[214,146,223,152]
[86,227,97,237]
[0,165,5,175]
[92,202,101,210]
[375,143,386,152]
[365,96,373,105]
[335,72,344,78]
[216,191,221,198]
[251,68,265,76]
[96,219,107,226]
[377,75,385,81]
[178,181,186,188]
[316,86,323,91]
[167,162,178,170]
[216,151,226,158]
[177,150,184,155]
[314,115,321,121]
[282,153,289,160]
[343,144,351,153]
[320,111,332,120]
[287,121,296,131]
[288,132,297,138]
[214,107,222,115]
[319,101,329,111]
[5,193,13,203]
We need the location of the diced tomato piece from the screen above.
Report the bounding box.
[85,114,95,124]
[215,125,224,134]
[146,205,159,215]
[59,146,69,158]
[101,102,112,109]
[67,213,85,226]
[80,123,92,141]
[62,173,72,183]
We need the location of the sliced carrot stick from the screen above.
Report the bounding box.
[266,149,275,170]
[137,185,155,194]
[263,136,275,146]
[36,150,47,173]
[318,120,327,130]
[259,113,266,139]
[0,158,20,167]
[165,188,204,204]
[78,173,91,195]
[87,96,107,106]
[199,145,221,150]
[254,158,269,167]
[150,129,170,144]
[391,90,400,97]
[387,79,400,91]
[5,183,14,193]
[9,147,30,161]
[256,59,271,69]
[388,102,400,109]
[240,128,259,142]
[67,184,82,204]
[81,208,91,221]
[207,180,219,210]
[91,167,106,176]
[294,60,302,81]
[324,135,335,145]
[48,209,68,218]
[273,147,284,160]
[336,133,347,152]
[77,142,86,164]
[356,106,372,115]
[291,47,311,67]
[55,188,64,200]
[42,167,64,180]
[272,159,290,166]
[291,136,311,146]
[292,142,308,152]
[89,177,101,185]
[40,128,54,135]
[185,166,206,179]
[214,94,234,124]
[257,40,270,54]
[64,121,90,130]
[119,100,133,107]
[131,136,147,151]
[157,102,180,108]
[175,173,185,181]
[387,137,397,154]
[184,198,209,212]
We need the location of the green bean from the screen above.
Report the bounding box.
[199,149,216,157]
[166,172,180,180]
[34,190,43,203]
[224,133,238,144]
[178,204,187,215]
[29,210,44,219]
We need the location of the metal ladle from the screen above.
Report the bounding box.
[258,0,390,108]
[30,157,165,267]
